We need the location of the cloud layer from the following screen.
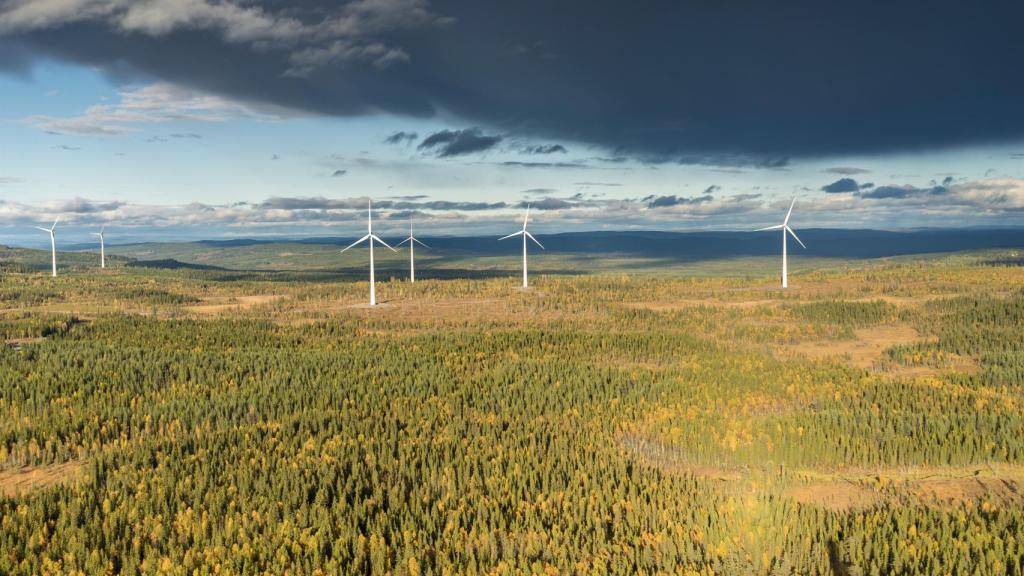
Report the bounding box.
[3,1,1022,161]
[4,178,1023,244]
[27,82,273,135]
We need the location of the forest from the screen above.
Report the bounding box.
[1,246,1023,575]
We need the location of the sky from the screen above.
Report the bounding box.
[0,0,1023,247]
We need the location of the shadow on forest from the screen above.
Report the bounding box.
[827,540,852,576]
[124,260,585,283]
[983,256,1024,267]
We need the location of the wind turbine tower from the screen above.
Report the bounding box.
[340,199,396,306]
[91,225,107,269]
[34,219,59,278]
[755,197,806,288]
[397,218,429,283]
[499,204,544,288]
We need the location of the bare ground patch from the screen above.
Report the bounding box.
[785,482,881,511]
[621,433,1023,510]
[186,294,283,315]
[625,299,779,311]
[4,337,46,349]
[790,324,926,369]
[0,461,86,497]
[781,322,980,377]
[791,464,1024,510]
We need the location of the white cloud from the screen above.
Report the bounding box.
[947,178,1024,212]
[26,82,275,135]
[2,178,1024,239]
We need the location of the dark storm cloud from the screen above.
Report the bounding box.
[704,185,720,194]
[55,198,125,213]
[261,197,362,210]
[501,161,588,169]
[412,200,506,210]
[418,128,503,157]
[520,144,567,155]
[859,185,949,200]
[384,131,418,145]
[859,186,914,200]
[331,169,348,177]
[942,176,955,186]
[519,198,574,210]
[170,133,202,139]
[3,2,1024,161]
[674,154,790,168]
[387,209,428,220]
[646,194,713,208]
[821,178,860,193]
[732,193,762,202]
[825,167,871,175]
[260,196,504,211]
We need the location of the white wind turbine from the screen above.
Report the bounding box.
[91,225,107,269]
[396,218,429,283]
[340,199,396,306]
[34,219,59,278]
[755,197,806,289]
[499,204,544,289]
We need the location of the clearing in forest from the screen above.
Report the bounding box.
[0,461,86,497]
[790,324,925,369]
[186,294,283,315]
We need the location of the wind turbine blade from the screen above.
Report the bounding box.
[754,224,785,232]
[340,234,371,253]
[51,219,59,231]
[523,204,531,230]
[525,230,545,250]
[397,237,412,246]
[412,237,430,248]
[90,233,102,237]
[783,197,796,225]
[499,231,524,241]
[371,234,397,251]
[786,226,806,249]
[34,227,51,233]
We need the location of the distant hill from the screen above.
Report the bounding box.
[125,259,229,271]
[110,228,1024,262]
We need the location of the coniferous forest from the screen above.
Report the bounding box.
[1,248,1024,575]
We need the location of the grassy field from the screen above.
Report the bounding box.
[1,244,1023,574]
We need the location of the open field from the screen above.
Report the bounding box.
[2,245,1024,574]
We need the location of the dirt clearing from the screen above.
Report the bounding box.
[790,324,925,369]
[0,461,86,497]
[187,295,283,315]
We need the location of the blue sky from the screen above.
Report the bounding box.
[2,45,1024,247]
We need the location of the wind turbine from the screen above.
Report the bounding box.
[396,218,429,283]
[755,197,806,289]
[34,219,58,278]
[91,225,106,269]
[340,199,396,306]
[499,204,544,289]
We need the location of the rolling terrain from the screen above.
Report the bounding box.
[1,241,1023,574]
